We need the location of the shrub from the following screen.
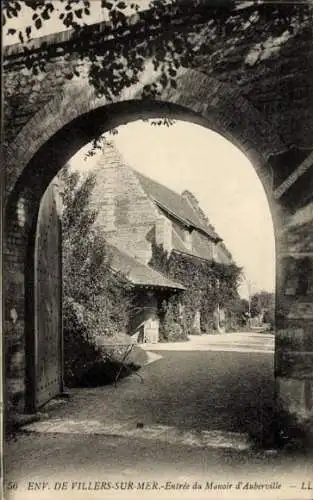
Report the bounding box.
[167,323,188,342]
[60,166,135,387]
[63,298,100,386]
[189,325,202,335]
[63,300,147,387]
[160,299,188,342]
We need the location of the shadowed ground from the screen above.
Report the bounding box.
[5,333,313,500]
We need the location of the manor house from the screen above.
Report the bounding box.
[90,142,233,342]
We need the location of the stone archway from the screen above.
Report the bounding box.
[4,65,312,436]
[4,67,284,201]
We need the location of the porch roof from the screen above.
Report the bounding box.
[109,245,185,291]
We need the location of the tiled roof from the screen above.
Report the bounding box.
[108,245,185,291]
[134,171,220,241]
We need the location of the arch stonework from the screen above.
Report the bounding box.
[3,61,313,439]
[4,67,284,200]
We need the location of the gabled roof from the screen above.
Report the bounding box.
[108,244,185,291]
[134,171,220,241]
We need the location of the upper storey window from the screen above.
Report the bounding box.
[184,229,192,251]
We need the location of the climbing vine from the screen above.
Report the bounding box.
[149,242,243,334]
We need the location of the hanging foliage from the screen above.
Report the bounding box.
[149,241,243,334]
[4,1,312,147]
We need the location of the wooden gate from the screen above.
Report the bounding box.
[33,181,63,409]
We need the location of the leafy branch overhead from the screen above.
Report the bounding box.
[4,0,312,100]
[3,1,312,152]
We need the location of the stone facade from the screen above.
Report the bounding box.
[90,144,162,265]
[88,143,233,341]
[275,200,313,421]
[91,144,232,268]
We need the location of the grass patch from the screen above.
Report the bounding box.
[76,359,141,387]
[66,344,148,388]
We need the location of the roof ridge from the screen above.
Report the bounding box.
[134,170,220,240]
[94,141,128,167]
[133,169,182,198]
[181,190,221,241]
[93,144,222,242]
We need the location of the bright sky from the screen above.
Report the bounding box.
[70,120,275,299]
[3,0,152,46]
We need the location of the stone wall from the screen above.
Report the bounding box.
[155,216,173,253]
[215,242,233,265]
[90,145,162,264]
[276,200,313,422]
[4,4,313,156]
[192,231,215,261]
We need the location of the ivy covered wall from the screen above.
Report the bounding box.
[149,243,243,336]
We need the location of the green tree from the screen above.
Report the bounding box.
[250,291,275,316]
[250,290,275,327]
[59,165,134,385]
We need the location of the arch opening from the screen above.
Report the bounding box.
[5,98,279,233]
[4,97,277,438]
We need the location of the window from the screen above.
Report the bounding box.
[212,243,217,261]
